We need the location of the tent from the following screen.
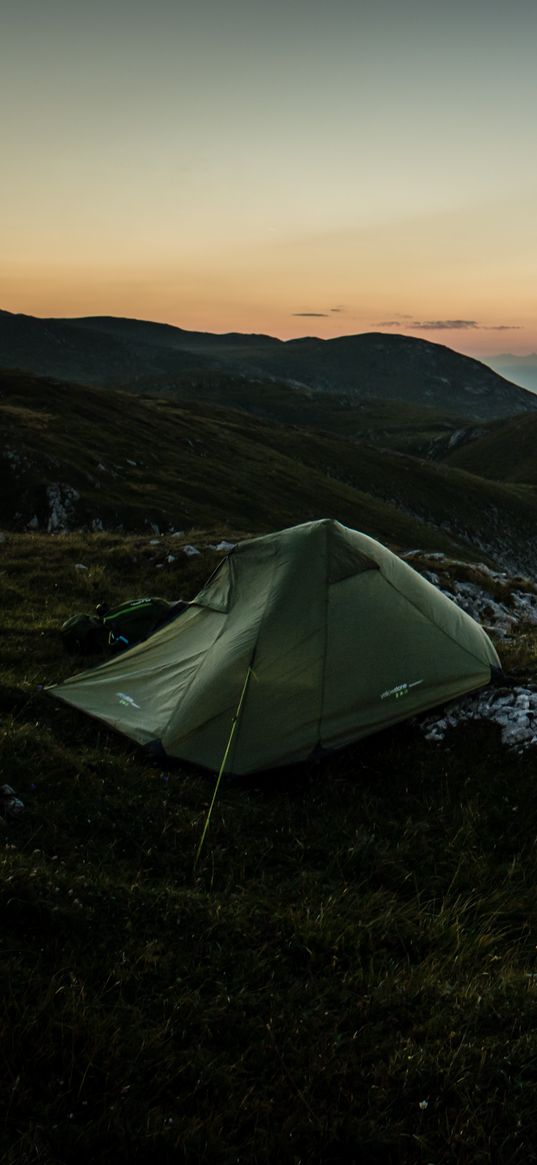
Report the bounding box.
[50,519,500,774]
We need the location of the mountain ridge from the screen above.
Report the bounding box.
[1,309,536,421]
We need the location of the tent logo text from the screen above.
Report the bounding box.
[380,679,424,701]
[116,692,141,709]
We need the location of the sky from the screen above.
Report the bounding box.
[2,0,537,356]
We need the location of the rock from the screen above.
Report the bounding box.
[0,784,24,819]
[74,563,89,571]
[420,684,537,752]
[183,545,201,557]
[47,484,80,533]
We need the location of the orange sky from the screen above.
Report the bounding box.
[3,0,537,356]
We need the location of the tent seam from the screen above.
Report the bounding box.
[192,553,233,612]
[227,545,281,772]
[161,562,238,738]
[316,520,330,751]
[381,573,494,673]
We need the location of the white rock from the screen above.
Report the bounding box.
[420,685,537,752]
[74,563,88,571]
[183,544,201,557]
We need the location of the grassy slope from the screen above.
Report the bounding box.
[444,412,537,485]
[133,370,467,455]
[214,409,537,571]
[3,533,537,1164]
[0,372,464,553]
[3,371,537,572]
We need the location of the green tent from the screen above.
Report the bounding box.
[50,520,500,774]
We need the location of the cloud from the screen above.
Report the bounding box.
[292,311,329,317]
[409,319,480,330]
[330,306,344,313]
[375,317,522,332]
[409,320,521,332]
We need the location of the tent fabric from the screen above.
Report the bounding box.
[49,520,500,774]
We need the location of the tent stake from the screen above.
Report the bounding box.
[193,663,254,871]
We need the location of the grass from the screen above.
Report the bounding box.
[135,370,468,455]
[3,533,537,1162]
[446,412,537,486]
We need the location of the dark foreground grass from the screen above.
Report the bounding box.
[3,534,537,1163]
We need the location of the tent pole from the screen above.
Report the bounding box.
[193,662,254,870]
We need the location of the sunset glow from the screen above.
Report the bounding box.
[3,0,537,357]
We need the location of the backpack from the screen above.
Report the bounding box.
[100,597,182,650]
[61,598,187,655]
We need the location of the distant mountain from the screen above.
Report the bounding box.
[3,369,537,574]
[485,353,537,395]
[1,309,536,422]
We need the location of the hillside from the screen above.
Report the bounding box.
[1,309,536,421]
[442,412,537,485]
[132,369,468,457]
[3,370,537,573]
